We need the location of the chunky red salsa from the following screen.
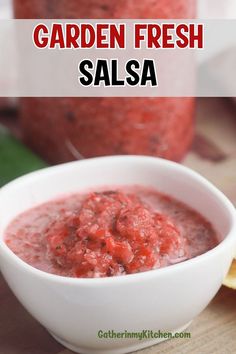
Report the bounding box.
[5,187,218,278]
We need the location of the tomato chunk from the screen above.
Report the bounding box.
[45,191,186,277]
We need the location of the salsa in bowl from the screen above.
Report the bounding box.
[5,186,218,279]
[0,156,235,354]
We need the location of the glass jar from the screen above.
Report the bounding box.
[14,0,196,163]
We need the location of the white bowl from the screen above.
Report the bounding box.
[0,156,235,354]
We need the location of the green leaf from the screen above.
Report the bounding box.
[0,125,47,187]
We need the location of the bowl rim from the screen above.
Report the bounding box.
[0,155,236,286]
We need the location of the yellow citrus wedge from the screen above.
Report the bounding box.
[223,259,236,289]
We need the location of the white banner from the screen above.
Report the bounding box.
[0,19,236,97]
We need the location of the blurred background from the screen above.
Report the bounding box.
[2,0,236,19]
[0,0,236,206]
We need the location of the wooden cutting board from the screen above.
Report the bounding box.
[0,98,236,354]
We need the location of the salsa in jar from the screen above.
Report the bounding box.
[14,0,196,163]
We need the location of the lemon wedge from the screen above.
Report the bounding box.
[223,259,236,289]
